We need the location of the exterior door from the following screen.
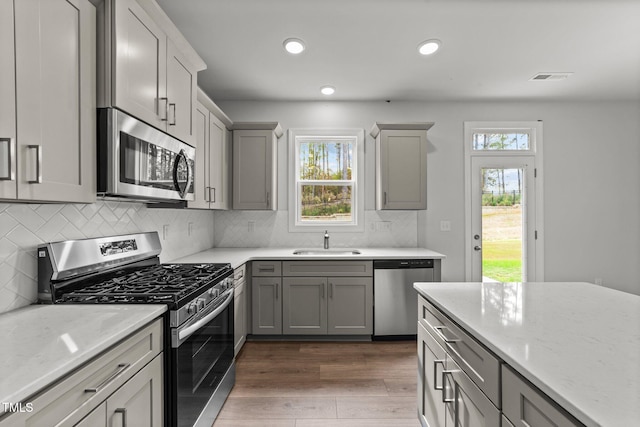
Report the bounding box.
[470,157,536,282]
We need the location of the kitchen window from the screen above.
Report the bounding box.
[288,128,365,232]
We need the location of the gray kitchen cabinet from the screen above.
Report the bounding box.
[502,365,582,427]
[370,122,434,210]
[251,277,282,334]
[327,277,373,334]
[189,92,232,210]
[234,264,248,355]
[0,0,95,203]
[282,277,327,335]
[281,261,373,336]
[417,322,447,427]
[232,123,283,210]
[97,0,205,145]
[0,319,163,427]
[106,354,164,427]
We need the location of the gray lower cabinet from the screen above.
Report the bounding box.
[0,319,163,427]
[418,322,447,427]
[502,365,581,427]
[251,277,282,334]
[282,276,373,335]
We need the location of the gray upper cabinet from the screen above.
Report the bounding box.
[189,90,232,210]
[370,122,434,210]
[232,123,283,210]
[97,0,206,145]
[0,0,95,203]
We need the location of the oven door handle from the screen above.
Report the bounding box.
[176,288,234,345]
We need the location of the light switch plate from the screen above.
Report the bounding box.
[440,220,451,232]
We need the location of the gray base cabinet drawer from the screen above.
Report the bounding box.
[502,366,582,427]
[283,260,372,277]
[252,261,282,276]
[0,318,163,427]
[419,296,501,407]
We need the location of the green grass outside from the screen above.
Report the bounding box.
[482,239,522,282]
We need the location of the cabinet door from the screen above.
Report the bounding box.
[327,277,372,335]
[252,277,282,334]
[14,0,95,203]
[234,278,246,355]
[209,113,226,209]
[233,130,276,210]
[166,38,196,145]
[0,0,16,199]
[445,357,501,427]
[418,322,447,427]
[107,355,164,427]
[188,102,210,209]
[113,0,167,131]
[282,277,327,335]
[75,402,106,427]
[378,129,427,209]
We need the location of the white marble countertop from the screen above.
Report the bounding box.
[0,304,166,414]
[413,282,640,427]
[171,247,445,269]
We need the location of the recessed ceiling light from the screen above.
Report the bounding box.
[283,38,305,54]
[320,85,335,95]
[418,39,441,56]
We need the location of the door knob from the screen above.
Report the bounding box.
[474,246,482,251]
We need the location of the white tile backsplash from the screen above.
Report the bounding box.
[0,201,214,314]
[213,210,418,248]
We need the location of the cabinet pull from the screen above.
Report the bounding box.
[212,187,216,203]
[441,370,455,404]
[84,363,130,393]
[27,145,42,184]
[0,138,15,181]
[169,103,176,126]
[384,191,387,206]
[329,282,333,298]
[266,191,270,207]
[275,283,279,299]
[115,408,127,427]
[433,359,445,390]
[259,266,275,273]
[159,97,168,121]
[433,325,461,344]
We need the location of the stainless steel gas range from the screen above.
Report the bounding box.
[37,232,234,427]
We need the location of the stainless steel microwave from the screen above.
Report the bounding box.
[97,108,195,202]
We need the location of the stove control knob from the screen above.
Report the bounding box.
[187,302,198,314]
[196,298,206,310]
[208,287,218,298]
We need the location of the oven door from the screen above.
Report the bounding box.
[170,289,235,427]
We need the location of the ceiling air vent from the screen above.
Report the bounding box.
[529,72,573,81]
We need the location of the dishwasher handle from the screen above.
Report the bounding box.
[373,259,434,269]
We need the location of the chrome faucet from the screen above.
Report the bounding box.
[323,230,330,249]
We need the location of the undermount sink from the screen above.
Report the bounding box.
[293,249,362,256]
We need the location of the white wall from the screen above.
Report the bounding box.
[218,100,640,295]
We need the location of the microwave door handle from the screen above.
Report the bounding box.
[175,288,234,347]
[173,149,192,199]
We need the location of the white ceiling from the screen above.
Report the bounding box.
[156,0,640,102]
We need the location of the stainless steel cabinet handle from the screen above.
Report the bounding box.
[27,145,42,184]
[441,370,455,404]
[322,283,325,298]
[159,97,168,121]
[266,191,270,206]
[275,283,279,299]
[84,363,130,393]
[0,138,15,181]
[384,191,387,206]
[329,282,333,298]
[433,359,445,390]
[169,103,176,126]
[212,187,216,203]
[259,266,275,273]
[115,408,127,427]
[433,325,461,343]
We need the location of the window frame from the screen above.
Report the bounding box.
[288,128,365,233]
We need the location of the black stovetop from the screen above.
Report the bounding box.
[53,263,232,306]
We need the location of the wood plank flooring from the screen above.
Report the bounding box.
[213,341,419,427]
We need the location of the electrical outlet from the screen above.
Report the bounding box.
[595,278,603,286]
[378,221,392,232]
[248,221,255,232]
[162,224,169,240]
[440,220,451,232]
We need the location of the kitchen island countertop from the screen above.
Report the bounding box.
[0,304,166,415]
[171,247,445,269]
[414,281,640,427]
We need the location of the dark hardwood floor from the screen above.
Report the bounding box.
[213,340,420,427]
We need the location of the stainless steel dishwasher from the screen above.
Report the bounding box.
[373,259,434,337]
